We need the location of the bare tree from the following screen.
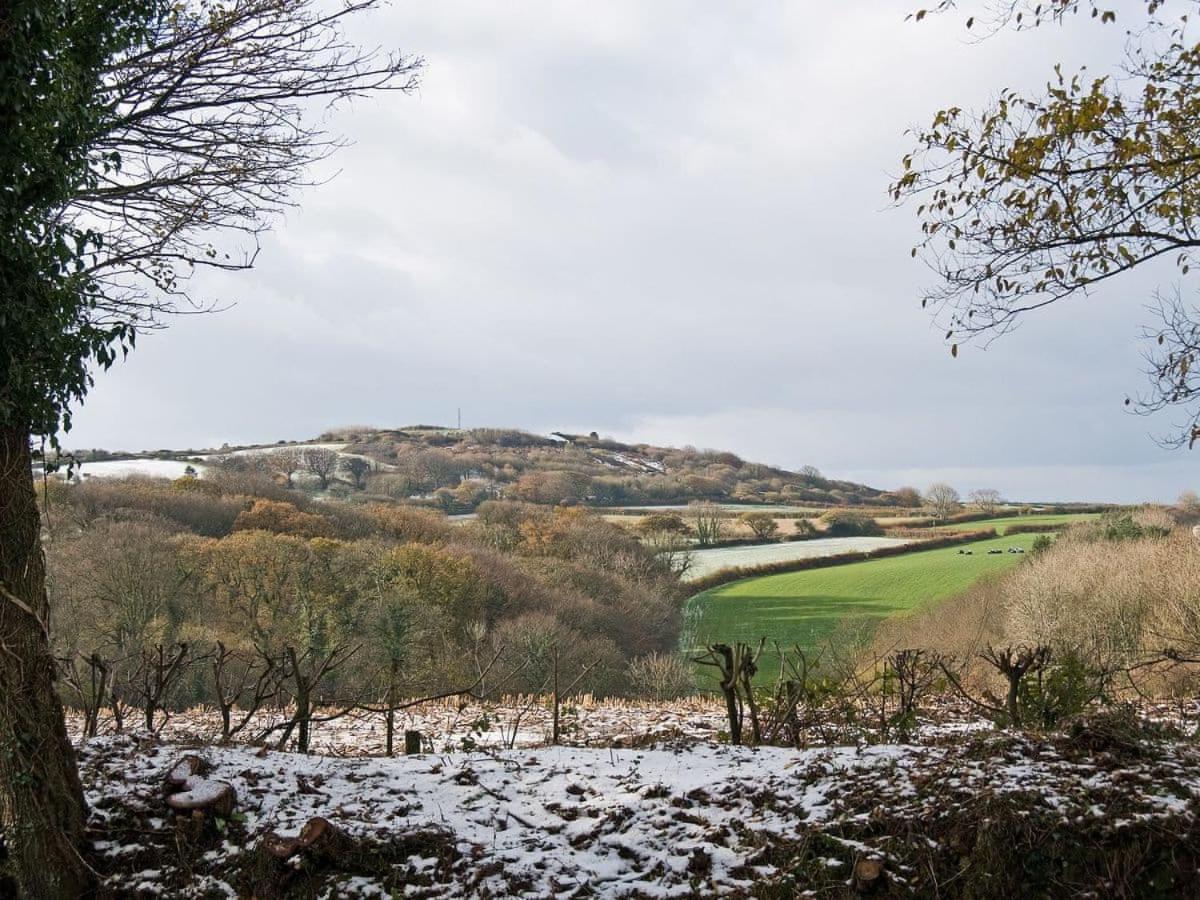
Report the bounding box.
[924,482,962,520]
[640,528,694,579]
[304,447,340,491]
[272,448,305,488]
[968,488,1002,516]
[340,455,373,490]
[692,640,765,745]
[209,640,286,742]
[76,1,421,320]
[1177,489,1200,524]
[739,511,779,541]
[689,501,726,547]
[130,642,193,732]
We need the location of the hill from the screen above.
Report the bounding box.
[321,424,901,510]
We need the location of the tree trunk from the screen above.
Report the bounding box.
[1005,674,1022,727]
[0,424,94,896]
[296,687,311,754]
[551,646,560,746]
[720,674,742,746]
[384,660,398,756]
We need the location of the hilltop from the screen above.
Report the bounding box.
[324,424,901,509]
[55,424,902,510]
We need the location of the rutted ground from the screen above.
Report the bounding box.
[79,708,1200,898]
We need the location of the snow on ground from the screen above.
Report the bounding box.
[68,459,206,480]
[195,442,347,460]
[683,536,913,580]
[68,698,735,755]
[79,720,1200,898]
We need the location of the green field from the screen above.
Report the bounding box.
[682,532,1044,678]
[937,513,1099,534]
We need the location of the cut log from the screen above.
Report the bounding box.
[297,816,348,861]
[165,776,237,819]
[164,755,203,794]
[257,816,347,863]
[165,755,235,818]
[260,831,301,860]
[851,855,886,893]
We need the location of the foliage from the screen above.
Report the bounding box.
[0,0,154,439]
[790,517,817,538]
[635,513,690,536]
[45,480,686,721]
[1031,534,1056,555]
[1018,648,1105,729]
[818,509,883,536]
[739,511,779,541]
[896,2,1200,443]
[233,499,332,539]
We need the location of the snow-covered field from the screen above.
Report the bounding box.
[200,442,346,459]
[68,458,206,480]
[683,536,912,580]
[80,717,1200,897]
[48,443,374,483]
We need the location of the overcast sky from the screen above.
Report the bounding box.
[66,1,1197,503]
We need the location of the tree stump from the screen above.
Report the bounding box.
[163,755,237,819]
[404,729,423,755]
[851,855,886,893]
[163,755,203,794]
[259,816,349,863]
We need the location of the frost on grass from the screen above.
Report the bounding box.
[79,712,1200,898]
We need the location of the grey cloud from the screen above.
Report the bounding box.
[67,1,1196,501]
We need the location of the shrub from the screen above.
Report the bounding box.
[627,653,697,700]
[1102,514,1168,542]
[1018,648,1105,729]
[65,477,245,536]
[635,513,689,536]
[819,510,883,536]
[233,499,332,538]
[790,518,817,539]
[739,511,779,541]
[1030,534,1055,555]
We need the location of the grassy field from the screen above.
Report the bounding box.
[682,532,1043,679]
[936,513,1099,534]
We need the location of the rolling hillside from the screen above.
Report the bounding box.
[331,425,903,508]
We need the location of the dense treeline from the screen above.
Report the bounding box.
[42,471,684,748]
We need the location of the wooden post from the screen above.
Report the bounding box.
[404,729,422,755]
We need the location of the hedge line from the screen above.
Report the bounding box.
[1002,522,1063,535]
[685,529,999,594]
